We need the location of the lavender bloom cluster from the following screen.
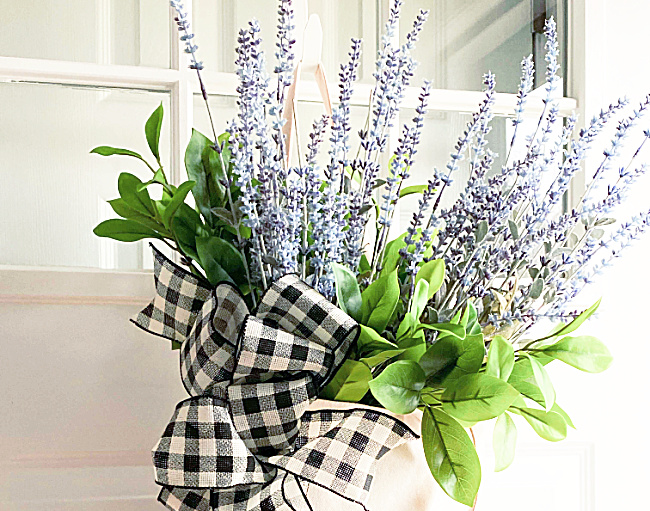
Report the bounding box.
[223,0,429,298]
[179,0,650,340]
[410,18,650,336]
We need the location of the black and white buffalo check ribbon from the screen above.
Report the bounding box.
[134,246,418,511]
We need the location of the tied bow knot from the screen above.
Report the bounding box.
[134,246,418,511]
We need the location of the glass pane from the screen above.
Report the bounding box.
[402,0,566,93]
[0,0,170,67]
[0,82,171,269]
[194,0,375,83]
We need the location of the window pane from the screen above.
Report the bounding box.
[193,0,376,83]
[402,0,566,93]
[0,82,171,269]
[0,0,170,67]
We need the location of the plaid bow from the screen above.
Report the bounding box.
[134,246,418,511]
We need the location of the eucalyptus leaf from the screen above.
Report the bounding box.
[332,262,363,322]
[493,412,517,472]
[475,220,488,243]
[529,278,544,299]
[422,407,481,507]
[368,360,425,414]
[508,219,519,240]
[441,373,520,422]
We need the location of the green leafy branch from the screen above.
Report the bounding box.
[328,246,612,507]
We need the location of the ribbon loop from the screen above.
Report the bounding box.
[135,249,417,511]
[133,245,213,343]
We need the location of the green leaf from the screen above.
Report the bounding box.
[516,407,567,442]
[145,102,164,161]
[360,269,400,333]
[422,407,481,507]
[357,325,399,358]
[93,219,162,242]
[522,353,555,411]
[137,168,168,192]
[415,259,445,299]
[360,349,406,368]
[381,233,407,277]
[493,412,517,472]
[195,236,247,286]
[321,360,372,402]
[118,172,156,217]
[529,278,544,299]
[423,334,484,385]
[551,402,576,429]
[409,279,429,321]
[420,337,462,385]
[399,184,429,198]
[368,360,425,414]
[417,322,466,339]
[90,146,154,171]
[508,219,519,240]
[185,129,226,226]
[466,302,482,335]
[171,204,203,261]
[359,254,371,274]
[475,220,488,243]
[441,373,520,422]
[161,181,196,229]
[539,299,601,342]
[108,198,167,233]
[540,335,612,373]
[486,335,515,381]
[396,336,427,362]
[331,262,362,322]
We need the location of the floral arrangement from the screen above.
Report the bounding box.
[93,0,650,507]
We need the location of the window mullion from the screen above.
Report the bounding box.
[0,56,180,90]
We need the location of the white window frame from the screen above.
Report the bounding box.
[0,1,580,305]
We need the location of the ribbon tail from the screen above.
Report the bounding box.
[158,487,211,511]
